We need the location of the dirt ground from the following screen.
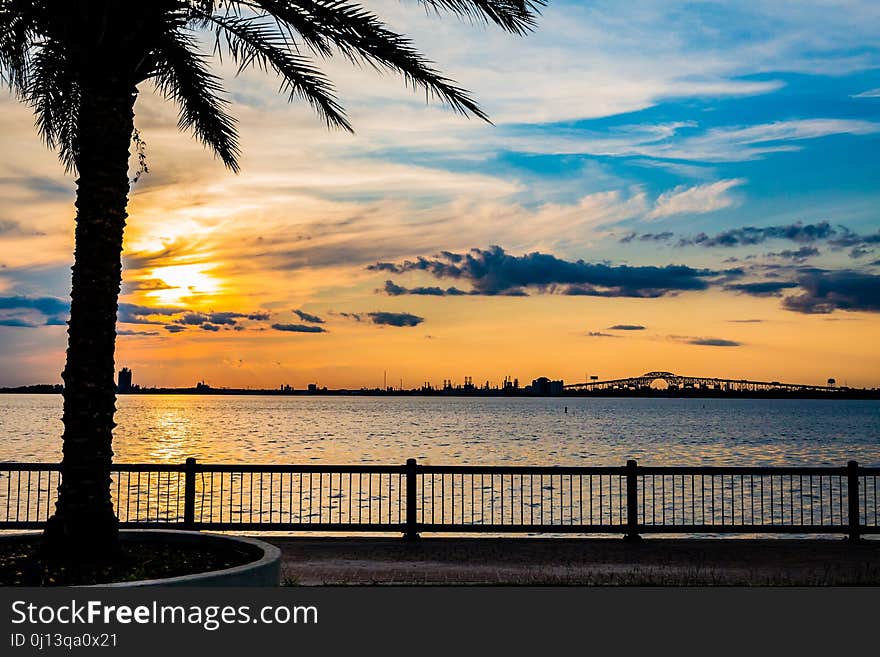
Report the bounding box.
[265,536,880,585]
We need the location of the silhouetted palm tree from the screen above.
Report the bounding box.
[0,1,542,557]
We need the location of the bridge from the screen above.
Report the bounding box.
[565,371,842,393]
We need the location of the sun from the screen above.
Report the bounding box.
[147,264,221,306]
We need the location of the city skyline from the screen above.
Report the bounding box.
[2,1,880,388]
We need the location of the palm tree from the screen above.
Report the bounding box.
[0,1,543,557]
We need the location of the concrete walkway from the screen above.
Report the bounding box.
[267,536,880,585]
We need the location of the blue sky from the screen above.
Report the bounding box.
[1,0,879,387]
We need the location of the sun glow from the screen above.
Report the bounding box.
[147,264,222,306]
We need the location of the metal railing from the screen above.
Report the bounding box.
[1,459,877,539]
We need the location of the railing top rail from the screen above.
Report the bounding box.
[0,461,876,474]
[417,465,626,475]
[111,463,187,472]
[635,465,852,475]
[0,462,61,471]
[191,463,406,474]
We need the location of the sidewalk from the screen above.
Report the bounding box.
[266,536,880,585]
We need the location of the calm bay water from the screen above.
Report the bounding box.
[1,394,878,466]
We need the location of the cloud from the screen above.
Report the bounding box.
[367,312,424,327]
[608,324,645,331]
[0,317,38,327]
[688,338,742,347]
[0,219,43,237]
[504,119,880,163]
[164,324,186,333]
[271,323,328,333]
[728,319,764,323]
[849,246,874,259]
[766,246,820,261]
[724,281,800,297]
[852,88,880,98]
[293,309,324,323]
[648,179,744,219]
[782,270,880,314]
[619,231,673,243]
[678,221,835,248]
[117,329,160,336]
[118,303,184,325]
[199,323,220,332]
[587,331,619,338]
[380,280,468,296]
[370,246,728,297]
[0,295,68,315]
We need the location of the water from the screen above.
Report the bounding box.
[1,394,878,467]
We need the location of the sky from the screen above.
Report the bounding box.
[1,0,879,389]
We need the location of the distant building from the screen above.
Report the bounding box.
[195,381,211,392]
[307,383,318,393]
[530,377,564,395]
[117,367,132,393]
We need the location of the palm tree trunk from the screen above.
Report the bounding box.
[44,82,137,558]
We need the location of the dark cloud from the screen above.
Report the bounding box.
[849,246,874,259]
[0,295,69,315]
[271,323,328,333]
[367,312,424,327]
[180,312,244,326]
[678,222,834,248]
[293,309,324,323]
[370,246,726,298]
[587,331,619,338]
[118,303,182,325]
[0,317,38,327]
[828,228,880,248]
[766,246,820,261]
[247,312,271,321]
[608,324,645,331]
[0,174,71,198]
[728,319,764,323]
[121,279,175,293]
[0,219,43,237]
[724,281,800,297]
[782,270,880,314]
[164,324,186,333]
[619,231,674,243]
[380,280,468,296]
[199,323,220,331]
[688,338,741,347]
[118,329,160,336]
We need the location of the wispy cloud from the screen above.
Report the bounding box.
[648,179,745,219]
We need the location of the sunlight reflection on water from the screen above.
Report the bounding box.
[1,394,878,467]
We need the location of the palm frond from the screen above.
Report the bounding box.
[414,0,545,36]
[250,0,490,121]
[27,41,80,172]
[151,28,241,171]
[197,11,353,131]
[0,1,38,94]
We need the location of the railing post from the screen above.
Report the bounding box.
[625,459,641,541]
[184,457,197,530]
[847,460,860,542]
[404,458,420,541]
